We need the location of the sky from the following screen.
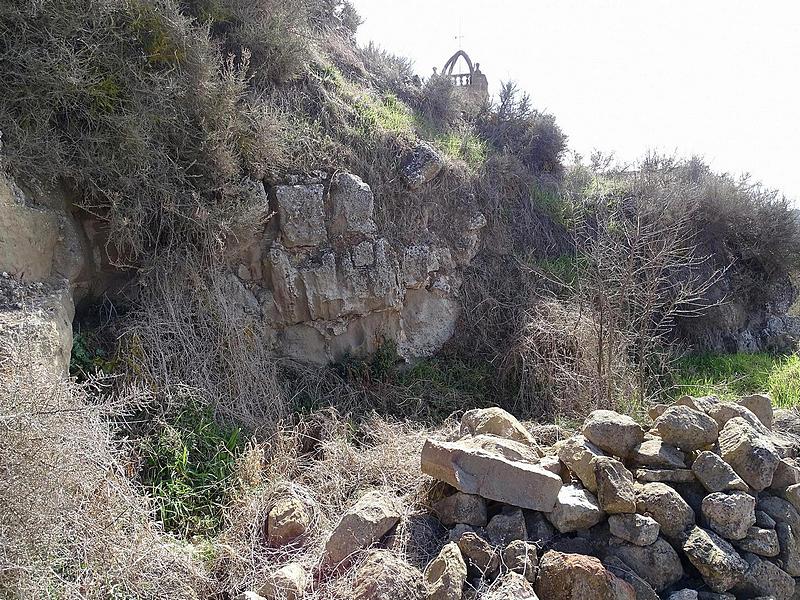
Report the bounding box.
[353,0,800,203]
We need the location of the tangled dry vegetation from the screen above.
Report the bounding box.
[0,301,210,598]
[3,0,800,598]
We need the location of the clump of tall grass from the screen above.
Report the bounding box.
[673,352,800,407]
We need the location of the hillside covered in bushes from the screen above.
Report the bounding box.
[2,1,800,598]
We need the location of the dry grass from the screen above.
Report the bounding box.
[0,308,209,599]
[506,299,637,419]
[215,412,450,598]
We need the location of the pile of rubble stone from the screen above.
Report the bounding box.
[419,396,800,599]
[236,395,800,600]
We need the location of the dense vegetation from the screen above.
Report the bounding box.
[2,0,800,598]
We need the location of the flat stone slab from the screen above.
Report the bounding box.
[421,435,562,511]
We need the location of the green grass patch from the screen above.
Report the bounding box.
[435,130,487,169]
[531,186,570,224]
[533,254,579,287]
[294,342,492,422]
[353,91,415,136]
[672,352,800,407]
[139,403,242,538]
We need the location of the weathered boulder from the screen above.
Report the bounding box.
[447,524,474,543]
[502,540,538,583]
[602,556,660,600]
[733,552,795,600]
[546,483,605,533]
[701,491,756,540]
[732,526,780,557]
[755,509,777,528]
[647,404,669,421]
[351,551,425,600]
[557,435,605,492]
[758,494,800,531]
[682,526,748,592]
[593,456,637,513]
[536,551,636,600]
[739,394,774,429]
[634,482,695,542]
[675,394,720,414]
[629,439,686,469]
[633,468,695,484]
[608,513,660,546]
[456,531,499,576]
[420,436,562,511]
[323,491,401,566]
[666,591,698,600]
[775,522,800,576]
[274,183,327,247]
[785,484,800,513]
[609,537,684,592]
[538,455,564,477]
[524,510,556,545]
[691,451,749,492]
[460,407,540,449]
[708,402,769,433]
[401,141,444,190]
[772,458,800,492]
[582,410,645,459]
[718,417,780,491]
[652,405,719,451]
[433,492,487,527]
[423,542,467,600]
[329,173,377,238]
[267,497,310,546]
[485,507,526,546]
[257,563,306,600]
[484,572,538,600]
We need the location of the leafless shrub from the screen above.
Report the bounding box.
[512,192,723,415]
[419,74,460,125]
[0,314,209,599]
[122,255,287,431]
[476,82,567,176]
[506,299,637,418]
[357,42,421,105]
[200,0,315,85]
[0,0,275,263]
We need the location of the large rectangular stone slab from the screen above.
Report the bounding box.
[421,435,562,512]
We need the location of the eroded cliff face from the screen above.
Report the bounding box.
[0,142,129,308]
[0,121,487,364]
[230,172,487,363]
[674,249,800,354]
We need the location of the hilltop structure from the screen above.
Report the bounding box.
[441,49,489,103]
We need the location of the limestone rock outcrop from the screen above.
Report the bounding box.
[229,171,486,363]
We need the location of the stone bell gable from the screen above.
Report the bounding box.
[442,49,489,104]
